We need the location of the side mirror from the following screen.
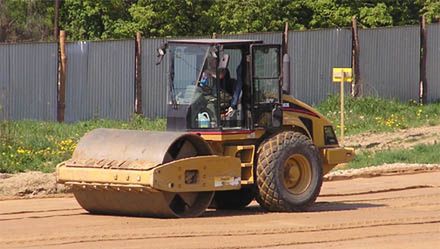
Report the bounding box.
[271,105,283,128]
[156,43,168,65]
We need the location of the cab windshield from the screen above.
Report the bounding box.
[169,44,219,129]
[170,44,210,104]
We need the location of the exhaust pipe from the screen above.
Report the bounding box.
[282,53,290,94]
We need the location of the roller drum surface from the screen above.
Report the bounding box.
[73,188,214,218]
[69,128,214,218]
[72,128,213,166]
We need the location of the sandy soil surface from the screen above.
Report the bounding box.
[344,124,440,152]
[1,171,439,249]
[1,126,439,248]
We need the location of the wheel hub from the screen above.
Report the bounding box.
[283,154,312,195]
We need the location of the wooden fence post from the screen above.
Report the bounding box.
[54,0,60,40]
[282,22,288,55]
[57,30,67,122]
[419,15,428,104]
[351,16,361,97]
[135,32,143,115]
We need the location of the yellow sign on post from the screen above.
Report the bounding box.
[332,68,353,82]
[332,68,353,144]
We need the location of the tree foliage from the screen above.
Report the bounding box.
[0,0,439,42]
[0,0,54,42]
[422,0,440,22]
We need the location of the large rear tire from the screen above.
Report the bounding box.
[256,131,323,211]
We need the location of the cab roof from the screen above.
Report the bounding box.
[167,39,263,45]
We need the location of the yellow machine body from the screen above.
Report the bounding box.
[56,39,354,218]
[56,96,353,217]
[57,155,241,193]
[195,95,354,185]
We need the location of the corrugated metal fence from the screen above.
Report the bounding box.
[141,38,168,118]
[1,24,440,121]
[121,26,440,118]
[65,40,135,121]
[0,45,9,121]
[289,28,352,105]
[0,42,57,121]
[359,26,420,101]
[427,23,440,102]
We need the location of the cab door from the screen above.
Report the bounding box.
[250,44,282,128]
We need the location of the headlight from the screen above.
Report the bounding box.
[324,126,338,145]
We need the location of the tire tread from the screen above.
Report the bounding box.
[256,131,322,211]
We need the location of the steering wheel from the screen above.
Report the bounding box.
[198,82,213,95]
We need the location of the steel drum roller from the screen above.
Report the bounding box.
[67,128,215,218]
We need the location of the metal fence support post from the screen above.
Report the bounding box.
[135,32,143,115]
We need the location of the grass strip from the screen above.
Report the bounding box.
[347,143,440,169]
[317,95,440,136]
[0,116,165,173]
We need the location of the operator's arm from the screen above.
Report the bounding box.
[231,63,243,109]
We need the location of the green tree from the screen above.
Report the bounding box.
[358,3,393,27]
[111,0,214,38]
[207,0,284,33]
[1,0,439,42]
[0,0,54,42]
[60,0,134,40]
[421,0,440,22]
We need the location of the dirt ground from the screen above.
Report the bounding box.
[344,124,440,152]
[1,170,439,249]
[1,126,439,248]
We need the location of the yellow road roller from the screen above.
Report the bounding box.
[56,39,354,218]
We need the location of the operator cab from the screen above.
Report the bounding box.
[162,39,282,132]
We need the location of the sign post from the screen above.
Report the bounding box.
[332,68,353,144]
